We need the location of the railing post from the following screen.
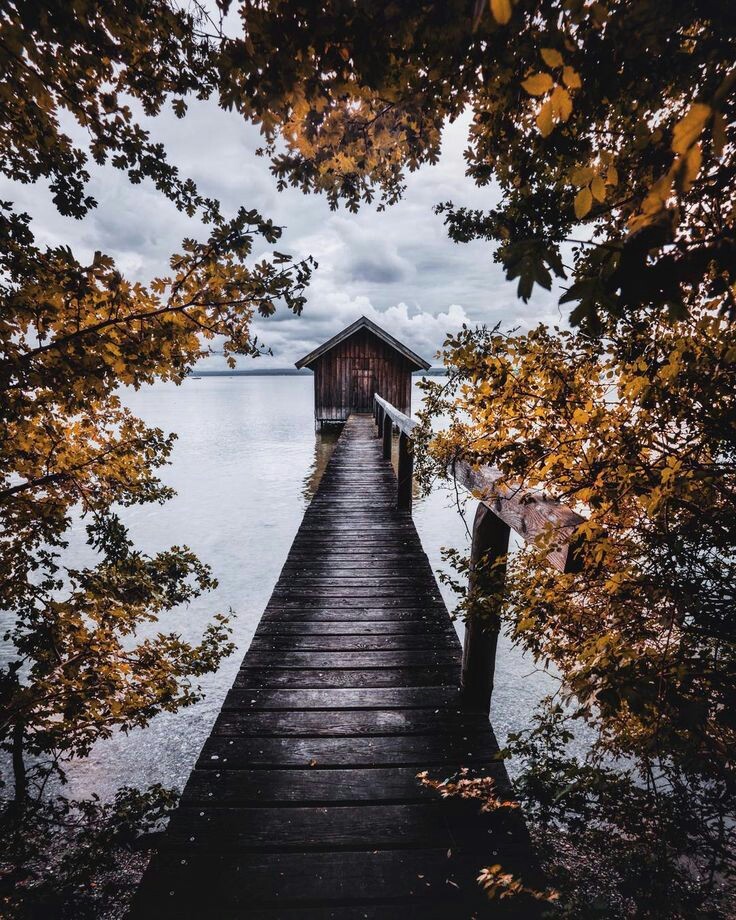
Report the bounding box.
[377,404,384,438]
[382,412,392,461]
[397,430,413,511]
[461,502,511,713]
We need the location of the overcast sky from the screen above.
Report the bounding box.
[3,98,565,369]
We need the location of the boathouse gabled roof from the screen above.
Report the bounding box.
[294,316,431,371]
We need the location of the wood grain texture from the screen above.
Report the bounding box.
[180,764,509,805]
[129,414,541,919]
[450,459,584,573]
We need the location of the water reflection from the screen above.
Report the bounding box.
[302,426,342,501]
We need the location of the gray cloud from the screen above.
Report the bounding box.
[345,258,405,284]
[341,235,411,285]
[1,99,563,370]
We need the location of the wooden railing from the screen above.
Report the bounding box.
[374,394,416,511]
[373,393,584,714]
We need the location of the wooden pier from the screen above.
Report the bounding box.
[131,411,556,919]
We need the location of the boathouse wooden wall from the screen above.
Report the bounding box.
[311,327,413,423]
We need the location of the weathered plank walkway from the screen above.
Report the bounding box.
[131,414,539,919]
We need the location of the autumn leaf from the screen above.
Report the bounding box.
[541,48,564,68]
[490,0,512,24]
[628,172,673,231]
[570,166,595,186]
[562,66,582,89]
[536,100,554,137]
[551,86,573,121]
[522,72,554,96]
[591,175,606,202]
[574,186,593,218]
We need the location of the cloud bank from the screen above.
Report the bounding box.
[1,98,565,369]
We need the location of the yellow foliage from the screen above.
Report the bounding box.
[522,72,554,96]
[541,48,564,68]
[570,166,595,186]
[536,100,554,137]
[574,186,593,218]
[551,85,573,121]
[590,174,607,202]
[490,0,513,25]
[562,65,582,89]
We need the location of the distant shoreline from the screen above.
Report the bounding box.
[191,368,447,377]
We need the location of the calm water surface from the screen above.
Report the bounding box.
[47,375,558,798]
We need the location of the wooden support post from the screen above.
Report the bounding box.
[461,503,511,713]
[382,412,392,460]
[397,430,413,511]
[376,404,384,438]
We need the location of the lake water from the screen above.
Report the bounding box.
[30,375,560,798]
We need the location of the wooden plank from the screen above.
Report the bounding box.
[181,765,508,805]
[249,634,455,651]
[238,650,461,669]
[221,686,464,710]
[233,668,462,689]
[254,621,456,636]
[242,904,503,920]
[213,708,492,737]
[242,904,533,920]
[282,560,432,572]
[133,847,486,904]
[375,393,417,438]
[274,576,439,585]
[270,577,440,587]
[260,602,448,615]
[161,801,496,850]
[197,733,499,768]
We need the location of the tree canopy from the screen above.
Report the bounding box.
[222,0,734,330]
[0,0,311,809]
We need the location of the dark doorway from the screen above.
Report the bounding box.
[353,369,374,410]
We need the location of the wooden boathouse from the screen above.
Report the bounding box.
[295,316,431,426]
[131,388,583,918]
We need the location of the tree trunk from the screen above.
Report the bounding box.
[461,503,511,712]
[12,719,27,804]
